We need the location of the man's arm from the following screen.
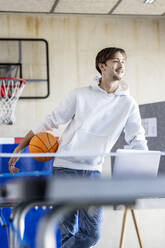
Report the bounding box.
[32,89,77,134]
[124,101,148,150]
[8,89,77,174]
[8,130,34,174]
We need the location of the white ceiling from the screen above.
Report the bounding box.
[0,0,164,16]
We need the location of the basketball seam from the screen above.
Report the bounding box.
[36,134,49,151]
[47,132,52,148]
[48,142,58,152]
[29,144,45,153]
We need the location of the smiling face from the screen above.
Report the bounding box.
[100,51,126,81]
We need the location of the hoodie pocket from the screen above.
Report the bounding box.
[61,129,109,165]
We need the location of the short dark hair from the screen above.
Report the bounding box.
[95,47,127,74]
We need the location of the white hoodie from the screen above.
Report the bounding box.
[32,77,148,172]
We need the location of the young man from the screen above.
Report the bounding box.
[9,47,148,248]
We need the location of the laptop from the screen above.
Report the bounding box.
[113,149,161,178]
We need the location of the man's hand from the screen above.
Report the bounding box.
[8,164,20,174]
[8,149,20,174]
[8,130,35,175]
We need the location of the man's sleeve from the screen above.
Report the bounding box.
[124,101,148,150]
[32,90,77,134]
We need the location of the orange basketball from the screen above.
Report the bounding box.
[29,132,59,162]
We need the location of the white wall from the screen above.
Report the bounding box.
[1,13,165,248]
[0,14,165,137]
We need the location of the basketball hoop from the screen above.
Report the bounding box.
[0,77,26,124]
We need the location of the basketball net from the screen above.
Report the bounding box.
[0,77,26,124]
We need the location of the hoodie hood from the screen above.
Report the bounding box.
[90,76,129,96]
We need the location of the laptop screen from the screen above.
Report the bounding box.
[113,149,161,178]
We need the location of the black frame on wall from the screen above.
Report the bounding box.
[0,38,50,99]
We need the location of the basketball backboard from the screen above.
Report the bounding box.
[0,38,49,99]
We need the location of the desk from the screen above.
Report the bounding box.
[1,176,165,248]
